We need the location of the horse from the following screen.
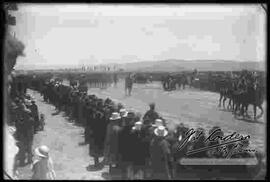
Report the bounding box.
[233,78,265,120]
[174,74,188,90]
[217,77,232,108]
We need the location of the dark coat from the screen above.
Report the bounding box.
[130,129,149,166]
[89,113,107,157]
[143,110,159,124]
[104,119,122,165]
[150,136,172,179]
[29,103,39,118]
[118,124,134,163]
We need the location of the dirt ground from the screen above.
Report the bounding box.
[17,80,266,179]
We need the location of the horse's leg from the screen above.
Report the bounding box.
[253,104,257,121]
[223,96,227,109]
[257,104,264,119]
[218,93,222,107]
[232,98,236,111]
[244,103,249,118]
[227,98,231,110]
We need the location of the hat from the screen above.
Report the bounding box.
[154,126,168,137]
[132,121,143,130]
[152,119,163,127]
[25,99,32,106]
[149,102,155,107]
[110,112,121,120]
[34,145,49,158]
[127,111,136,119]
[119,108,128,117]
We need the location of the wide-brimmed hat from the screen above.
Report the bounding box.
[152,119,163,127]
[132,121,143,130]
[34,145,50,158]
[24,99,31,105]
[119,108,128,117]
[127,111,136,119]
[154,126,168,137]
[110,112,121,120]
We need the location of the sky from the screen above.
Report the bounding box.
[9,4,266,69]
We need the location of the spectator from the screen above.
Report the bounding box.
[149,126,172,180]
[129,121,148,179]
[118,111,136,179]
[103,112,122,173]
[143,103,159,124]
[31,145,56,180]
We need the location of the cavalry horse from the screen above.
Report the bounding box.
[233,80,265,120]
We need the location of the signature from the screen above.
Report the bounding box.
[178,128,256,158]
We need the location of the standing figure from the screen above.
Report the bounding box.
[113,73,118,87]
[143,103,160,125]
[129,121,148,179]
[39,113,45,131]
[29,99,39,133]
[149,126,172,180]
[125,73,133,96]
[103,112,122,173]
[87,109,107,170]
[31,145,56,180]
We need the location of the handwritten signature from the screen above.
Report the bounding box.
[178,128,256,158]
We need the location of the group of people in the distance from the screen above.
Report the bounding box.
[26,77,265,180]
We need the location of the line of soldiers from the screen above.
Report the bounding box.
[27,77,265,180]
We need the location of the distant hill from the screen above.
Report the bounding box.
[121,60,266,72]
[15,60,265,72]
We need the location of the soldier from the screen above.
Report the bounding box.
[29,99,39,133]
[113,73,118,87]
[143,103,160,125]
[125,73,133,96]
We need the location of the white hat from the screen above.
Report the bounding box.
[34,145,49,158]
[109,112,121,120]
[119,108,128,117]
[152,119,163,127]
[154,126,168,137]
[132,121,143,130]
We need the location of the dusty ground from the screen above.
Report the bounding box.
[17,80,266,179]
